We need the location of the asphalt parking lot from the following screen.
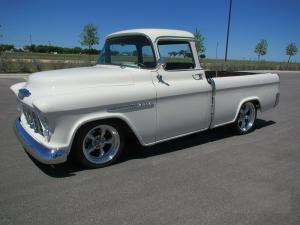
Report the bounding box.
[0,72,300,225]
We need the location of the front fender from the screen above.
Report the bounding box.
[46,104,157,155]
[69,112,150,148]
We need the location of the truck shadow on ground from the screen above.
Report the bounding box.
[31,119,275,178]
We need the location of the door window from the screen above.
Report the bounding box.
[110,44,137,65]
[157,40,195,70]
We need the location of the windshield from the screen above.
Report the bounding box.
[97,35,156,69]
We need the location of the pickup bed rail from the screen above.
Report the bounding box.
[205,71,260,78]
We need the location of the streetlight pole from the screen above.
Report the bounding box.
[29,33,32,45]
[0,24,2,38]
[216,41,219,59]
[225,0,232,62]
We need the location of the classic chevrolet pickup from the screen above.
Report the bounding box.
[11,29,280,168]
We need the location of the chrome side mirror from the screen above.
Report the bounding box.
[157,58,166,69]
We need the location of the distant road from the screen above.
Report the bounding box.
[244,70,300,74]
[0,73,29,79]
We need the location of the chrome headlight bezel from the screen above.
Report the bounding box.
[33,106,52,142]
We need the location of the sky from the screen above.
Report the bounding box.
[0,0,299,62]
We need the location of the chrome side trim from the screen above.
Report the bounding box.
[107,101,154,113]
[207,77,216,128]
[14,118,67,164]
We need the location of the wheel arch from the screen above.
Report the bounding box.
[68,115,144,155]
[233,97,261,122]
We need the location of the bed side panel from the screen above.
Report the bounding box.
[211,73,279,127]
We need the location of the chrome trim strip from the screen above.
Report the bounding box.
[14,118,67,164]
[107,101,154,113]
[207,77,216,129]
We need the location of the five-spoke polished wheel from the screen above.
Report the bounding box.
[72,122,124,168]
[82,125,120,165]
[233,102,257,134]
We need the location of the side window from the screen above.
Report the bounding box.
[157,40,195,70]
[142,45,156,68]
[110,44,138,65]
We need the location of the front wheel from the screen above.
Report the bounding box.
[72,122,125,168]
[233,102,257,135]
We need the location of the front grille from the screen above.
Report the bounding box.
[22,104,44,136]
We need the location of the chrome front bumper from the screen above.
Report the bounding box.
[14,118,67,164]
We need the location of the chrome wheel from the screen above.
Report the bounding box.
[237,102,256,132]
[82,125,120,165]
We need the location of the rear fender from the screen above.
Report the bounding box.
[233,97,261,122]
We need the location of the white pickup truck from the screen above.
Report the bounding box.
[11,29,280,168]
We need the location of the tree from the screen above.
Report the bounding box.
[286,42,298,63]
[24,44,36,52]
[194,29,205,54]
[254,39,268,61]
[200,54,206,59]
[178,50,185,57]
[168,51,178,57]
[0,44,14,52]
[80,24,99,60]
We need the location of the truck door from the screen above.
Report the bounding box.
[153,39,212,141]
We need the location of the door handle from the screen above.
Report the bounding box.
[157,74,163,82]
[192,74,203,80]
[156,74,170,86]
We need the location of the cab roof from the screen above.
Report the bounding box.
[106,29,195,42]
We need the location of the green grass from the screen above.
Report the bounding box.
[200,58,300,71]
[0,58,91,73]
[2,52,98,61]
[1,52,299,73]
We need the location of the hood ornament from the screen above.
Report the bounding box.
[18,88,31,100]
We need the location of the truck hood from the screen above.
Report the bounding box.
[10,64,149,107]
[26,65,136,92]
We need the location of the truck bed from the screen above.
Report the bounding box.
[205,71,260,79]
[205,71,279,128]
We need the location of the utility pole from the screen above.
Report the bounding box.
[216,41,219,59]
[29,33,32,45]
[48,41,51,53]
[225,0,232,62]
[0,24,2,38]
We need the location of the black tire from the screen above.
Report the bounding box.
[71,121,125,168]
[233,102,257,135]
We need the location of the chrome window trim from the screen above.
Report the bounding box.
[155,38,197,72]
[98,34,158,70]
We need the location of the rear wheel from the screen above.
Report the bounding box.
[233,102,257,135]
[72,121,124,168]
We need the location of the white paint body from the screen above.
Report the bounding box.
[10,29,280,163]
